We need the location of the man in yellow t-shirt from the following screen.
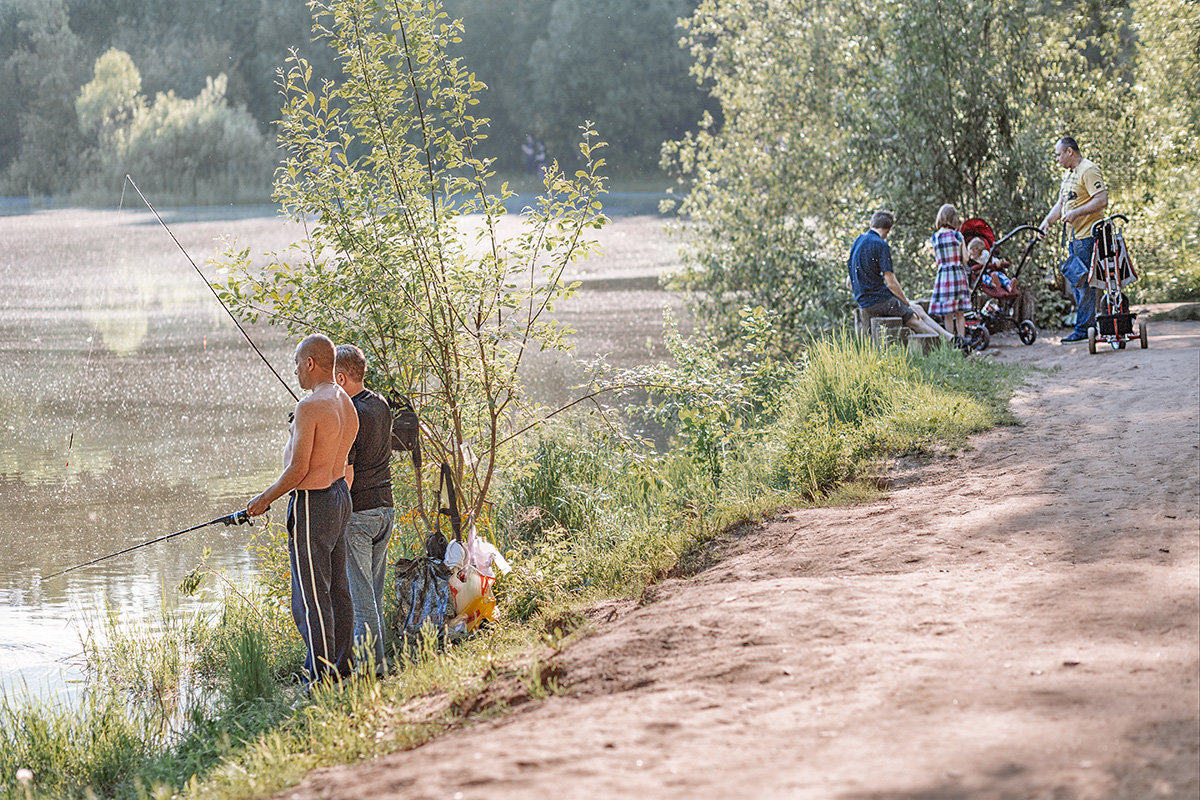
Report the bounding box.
[1038,136,1109,343]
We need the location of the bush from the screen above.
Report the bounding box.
[773,331,1006,496]
[75,60,275,203]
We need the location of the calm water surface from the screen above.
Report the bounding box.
[0,207,684,696]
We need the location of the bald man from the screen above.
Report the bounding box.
[248,333,359,683]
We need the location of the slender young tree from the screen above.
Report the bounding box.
[217,0,608,524]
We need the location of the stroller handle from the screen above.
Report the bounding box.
[1091,214,1128,237]
[991,224,1043,280]
[993,224,1043,249]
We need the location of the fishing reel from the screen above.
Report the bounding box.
[224,509,254,527]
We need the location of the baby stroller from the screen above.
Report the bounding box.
[1087,213,1148,354]
[958,218,1041,351]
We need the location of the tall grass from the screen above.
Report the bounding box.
[0,685,153,799]
[775,332,1017,498]
[0,333,1021,800]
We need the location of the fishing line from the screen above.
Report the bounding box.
[63,193,128,477]
[64,333,97,470]
[122,174,298,402]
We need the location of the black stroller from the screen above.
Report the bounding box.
[1087,214,1148,354]
[958,218,1041,351]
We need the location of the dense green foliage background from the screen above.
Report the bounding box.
[0,0,1194,312]
[664,0,1199,350]
[0,0,709,199]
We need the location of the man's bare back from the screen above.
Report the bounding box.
[246,333,360,682]
[285,383,358,490]
[248,335,359,516]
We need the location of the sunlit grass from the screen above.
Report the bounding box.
[0,332,1023,800]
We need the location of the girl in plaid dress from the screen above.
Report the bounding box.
[929,204,970,340]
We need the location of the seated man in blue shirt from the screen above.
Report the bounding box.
[849,210,951,340]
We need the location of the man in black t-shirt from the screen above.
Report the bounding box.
[334,344,395,674]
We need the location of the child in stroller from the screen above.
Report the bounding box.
[957,218,1041,350]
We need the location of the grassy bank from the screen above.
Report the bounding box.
[0,334,1021,800]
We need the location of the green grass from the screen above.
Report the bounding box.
[0,331,1024,800]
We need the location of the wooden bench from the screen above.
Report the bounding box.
[907,332,940,355]
[869,316,907,347]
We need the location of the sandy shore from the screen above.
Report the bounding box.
[278,316,1199,800]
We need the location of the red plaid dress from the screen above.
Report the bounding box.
[929,229,970,315]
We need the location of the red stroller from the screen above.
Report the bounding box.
[958,218,1041,351]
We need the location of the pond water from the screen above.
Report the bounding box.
[0,206,685,696]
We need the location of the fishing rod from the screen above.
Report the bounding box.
[41,510,254,581]
[122,174,299,402]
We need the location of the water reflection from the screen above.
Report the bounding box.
[0,207,686,697]
[0,208,301,696]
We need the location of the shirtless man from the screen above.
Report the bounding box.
[248,333,359,683]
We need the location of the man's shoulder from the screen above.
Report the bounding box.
[292,393,337,435]
[352,387,388,409]
[851,230,883,252]
[300,386,351,416]
[1078,159,1105,190]
[352,390,391,427]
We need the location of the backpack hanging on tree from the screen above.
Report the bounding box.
[392,462,459,642]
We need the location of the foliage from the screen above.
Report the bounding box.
[73,57,276,202]
[603,305,791,487]
[75,47,142,139]
[0,0,705,193]
[774,331,1011,498]
[523,0,709,174]
[1126,0,1200,300]
[216,0,607,522]
[665,0,1078,351]
[0,685,151,799]
[438,0,710,175]
[116,74,274,199]
[662,0,858,350]
[0,0,87,195]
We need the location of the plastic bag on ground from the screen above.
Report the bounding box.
[394,554,452,641]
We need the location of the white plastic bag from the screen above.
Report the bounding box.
[445,523,510,617]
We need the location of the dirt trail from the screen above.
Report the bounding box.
[283,319,1200,800]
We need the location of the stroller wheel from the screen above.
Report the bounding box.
[1088,326,1098,355]
[967,325,989,352]
[1139,320,1149,349]
[1018,320,1038,345]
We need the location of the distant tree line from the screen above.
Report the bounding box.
[0,0,709,200]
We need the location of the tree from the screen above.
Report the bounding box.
[525,0,709,174]
[118,74,274,199]
[1127,0,1200,298]
[216,0,608,521]
[1,0,86,195]
[76,47,142,140]
[75,60,274,201]
[441,0,555,173]
[441,0,710,175]
[665,0,1078,351]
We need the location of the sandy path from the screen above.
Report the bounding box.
[281,319,1199,800]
